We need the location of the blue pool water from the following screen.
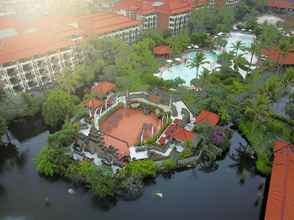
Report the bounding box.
[156,32,256,86]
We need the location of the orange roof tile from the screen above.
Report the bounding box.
[156,0,193,14]
[173,126,193,142]
[91,81,116,95]
[265,140,294,220]
[103,134,130,159]
[267,0,294,10]
[153,45,172,55]
[85,98,104,109]
[114,0,156,15]
[0,12,142,64]
[261,48,294,65]
[196,111,220,126]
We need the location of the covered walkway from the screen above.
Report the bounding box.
[265,140,294,220]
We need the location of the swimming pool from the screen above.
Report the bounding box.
[156,32,256,86]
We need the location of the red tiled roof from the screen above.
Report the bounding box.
[153,45,172,55]
[173,126,193,142]
[160,122,194,144]
[156,0,193,14]
[0,12,142,64]
[261,48,294,65]
[85,98,104,109]
[114,0,195,16]
[91,81,116,95]
[265,140,294,220]
[103,134,130,159]
[267,0,294,10]
[113,0,156,15]
[196,111,220,126]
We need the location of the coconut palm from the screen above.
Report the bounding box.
[215,37,227,53]
[233,54,249,73]
[246,41,259,74]
[277,38,290,73]
[231,40,245,56]
[188,52,209,79]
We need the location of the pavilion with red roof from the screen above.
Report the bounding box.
[153,45,172,58]
[159,120,194,145]
[195,111,220,126]
[85,98,104,110]
[265,140,294,220]
[261,48,294,66]
[91,81,116,96]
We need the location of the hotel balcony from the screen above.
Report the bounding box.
[24,72,35,80]
[6,68,18,77]
[27,80,38,88]
[13,84,24,92]
[22,64,33,72]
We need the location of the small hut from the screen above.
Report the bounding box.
[153,45,172,58]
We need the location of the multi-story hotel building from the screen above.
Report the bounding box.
[114,0,208,34]
[113,0,241,34]
[0,12,142,93]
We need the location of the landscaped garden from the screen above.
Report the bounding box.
[1,1,293,204]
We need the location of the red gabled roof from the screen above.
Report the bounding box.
[153,45,172,55]
[173,126,193,142]
[0,12,142,64]
[160,121,194,144]
[196,111,220,126]
[113,0,156,15]
[85,98,104,109]
[261,48,294,65]
[265,140,294,220]
[114,0,194,16]
[267,0,294,10]
[156,0,193,14]
[91,81,116,95]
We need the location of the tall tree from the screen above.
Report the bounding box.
[188,52,208,79]
[42,89,78,128]
[232,41,245,56]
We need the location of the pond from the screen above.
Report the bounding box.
[0,129,265,220]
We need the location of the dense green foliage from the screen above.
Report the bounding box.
[42,89,79,128]
[48,120,80,147]
[119,160,157,179]
[35,146,71,177]
[0,116,6,141]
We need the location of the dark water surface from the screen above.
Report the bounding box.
[0,130,265,220]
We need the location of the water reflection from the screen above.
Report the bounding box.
[0,183,6,197]
[0,144,27,173]
[91,196,117,211]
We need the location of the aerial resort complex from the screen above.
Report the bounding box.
[0,0,293,220]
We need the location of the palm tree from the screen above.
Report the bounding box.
[277,38,290,73]
[246,41,259,74]
[215,37,227,53]
[231,41,245,56]
[233,54,249,73]
[188,52,208,79]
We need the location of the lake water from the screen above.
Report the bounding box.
[0,130,265,220]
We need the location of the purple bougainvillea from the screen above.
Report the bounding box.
[211,129,225,145]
